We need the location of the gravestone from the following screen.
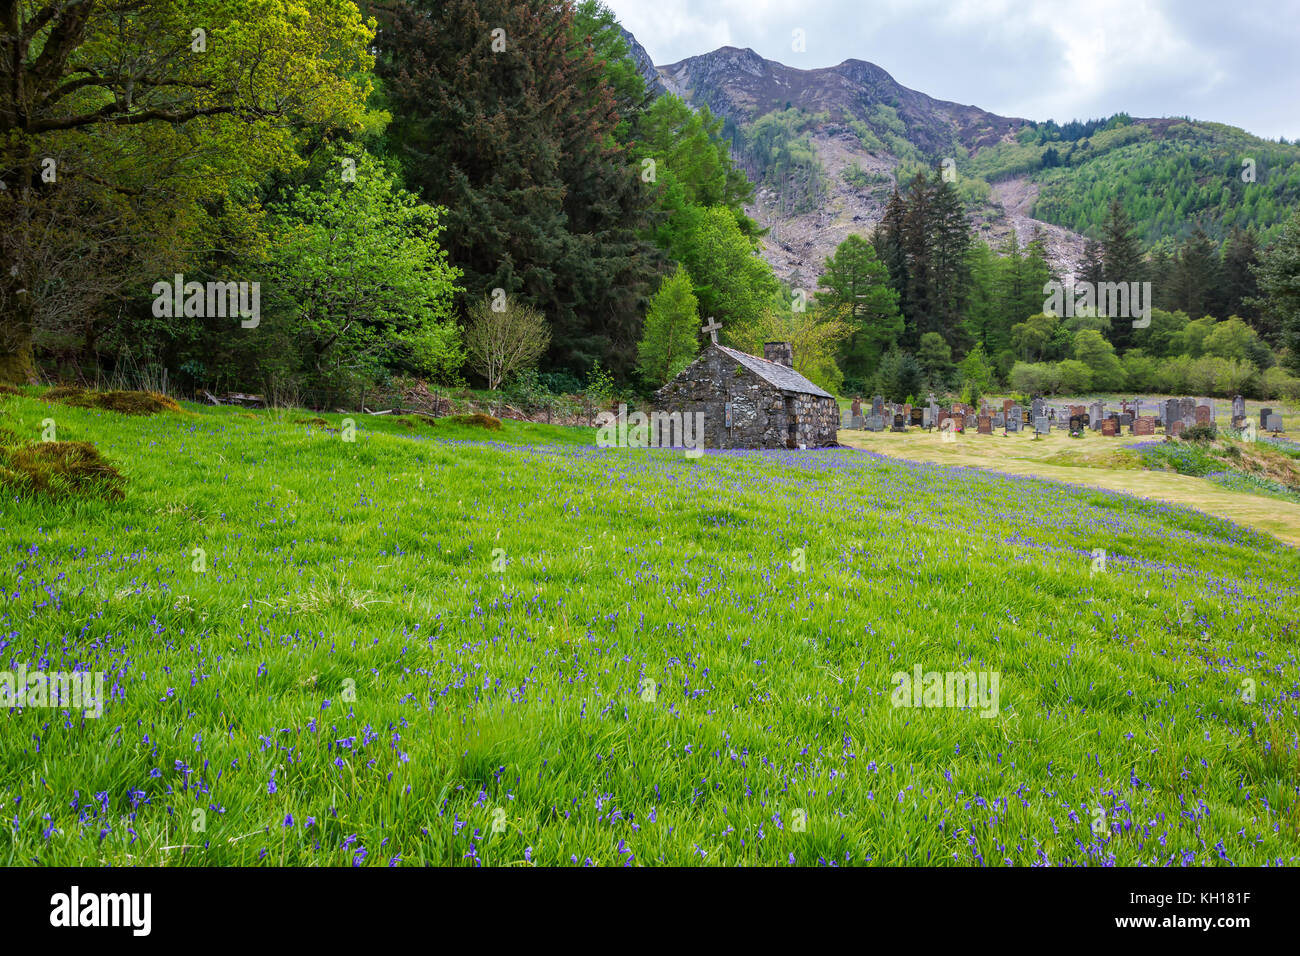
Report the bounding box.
[911,406,924,427]
[866,414,885,432]
[966,413,978,430]
[993,413,1005,429]
[1101,418,1118,437]
[1008,407,1023,432]
[1034,416,1050,435]
[1232,395,1246,420]
[871,395,885,418]
[1068,414,1087,436]
[1164,399,1179,429]
[1179,398,1195,423]
[1260,408,1273,428]
[1118,413,1134,429]
[1266,414,1284,432]
[1090,401,1105,429]
[851,413,865,429]
[1070,405,1086,419]
[1031,398,1045,421]
[977,415,993,434]
[1194,405,1211,426]
[1199,400,1215,422]
[1134,416,1155,436]
[1169,420,1185,437]
[891,413,907,432]
[1003,399,1015,413]
[922,407,932,428]
[851,397,862,419]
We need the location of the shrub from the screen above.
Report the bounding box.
[0,441,126,501]
[1261,366,1300,402]
[1182,423,1218,442]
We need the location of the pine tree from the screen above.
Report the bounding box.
[1100,199,1145,351]
[1170,226,1222,319]
[1220,227,1261,327]
[371,0,660,379]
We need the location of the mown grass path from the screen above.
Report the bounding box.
[2,393,1298,866]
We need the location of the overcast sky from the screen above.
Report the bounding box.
[602,0,1300,141]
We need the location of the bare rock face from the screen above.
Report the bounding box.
[640,42,1092,284]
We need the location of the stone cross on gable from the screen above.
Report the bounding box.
[701,317,722,345]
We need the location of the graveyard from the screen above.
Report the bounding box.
[3,385,1300,866]
[840,394,1300,544]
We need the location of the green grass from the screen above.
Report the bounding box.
[0,389,1298,867]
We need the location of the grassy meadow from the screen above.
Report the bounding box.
[1,388,1299,866]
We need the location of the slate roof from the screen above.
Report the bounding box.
[714,345,834,399]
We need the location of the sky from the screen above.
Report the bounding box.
[602,0,1300,141]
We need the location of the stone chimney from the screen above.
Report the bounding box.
[764,341,793,368]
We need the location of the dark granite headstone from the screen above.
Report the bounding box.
[1068,414,1087,436]
[891,413,907,432]
[1232,395,1246,420]
[866,414,885,432]
[1008,407,1023,431]
[966,413,978,430]
[1260,408,1273,428]
[911,406,924,426]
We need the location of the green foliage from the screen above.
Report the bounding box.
[957,343,996,393]
[265,150,463,390]
[1255,209,1300,372]
[730,108,828,215]
[1072,330,1125,390]
[680,207,780,331]
[637,267,701,386]
[875,348,924,403]
[817,235,902,381]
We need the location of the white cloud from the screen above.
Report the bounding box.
[602,0,1298,139]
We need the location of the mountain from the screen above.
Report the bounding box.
[625,40,1300,290]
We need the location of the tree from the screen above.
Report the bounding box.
[957,343,996,394]
[874,347,923,403]
[1101,199,1144,352]
[1169,226,1221,320]
[681,206,780,334]
[372,0,660,379]
[1073,329,1124,390]
[816,235,902,381]
[1056,359,1093,394]
[1010,313,1059,363]
[1203,317,1263,363]
[1254,209,1300,373]
[264,151,463,391]
[1220,227,1261,328]
[916,332,955,384]
[0,0,374,382]
[636,267,700,385]
[726,304,849,395]
[464,295,551,390]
